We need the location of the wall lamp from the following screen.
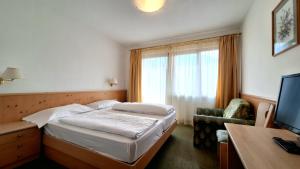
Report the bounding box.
[0,67,22,85]
[108,78,118,87]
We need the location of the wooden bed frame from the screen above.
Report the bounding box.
[43,121,177,169]
[0,90,176,169]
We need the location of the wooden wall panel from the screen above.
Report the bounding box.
[241,93,276,113]
[0,90,127,123]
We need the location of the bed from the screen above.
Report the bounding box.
[42,107,176,169]
[2,91,176,169]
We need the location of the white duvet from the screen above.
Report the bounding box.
[59,111,158,139]
[112,103,175,116]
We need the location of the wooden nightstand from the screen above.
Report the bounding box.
[0,121,41,168]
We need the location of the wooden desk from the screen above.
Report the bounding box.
[225,123,300,169]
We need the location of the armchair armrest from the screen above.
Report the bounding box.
[196,108,224,117]
[193,115,255,126]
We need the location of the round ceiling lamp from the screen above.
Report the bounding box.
[134,0,166,13]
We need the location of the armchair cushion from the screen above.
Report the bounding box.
[223,98,251,119]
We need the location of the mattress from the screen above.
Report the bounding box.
[44,109,176,163]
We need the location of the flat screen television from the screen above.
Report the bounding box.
[274,73,300,135]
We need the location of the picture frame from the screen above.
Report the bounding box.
[272,0,300,56]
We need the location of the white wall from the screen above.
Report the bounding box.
[242,0,300,100]
[0,0,127,93]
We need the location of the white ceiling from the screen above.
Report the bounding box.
[36,0,254,46]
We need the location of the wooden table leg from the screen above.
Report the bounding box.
[228,136,244,169]
[220,142,228,169]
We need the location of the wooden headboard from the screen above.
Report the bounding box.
[0,90,127,123]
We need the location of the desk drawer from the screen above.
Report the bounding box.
[0,128,39,145]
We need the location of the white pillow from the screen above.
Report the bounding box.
[22,103,93,128]
[86,100,120,110]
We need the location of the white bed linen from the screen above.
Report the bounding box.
[59,112,158,139]
[22,104,93,128]
[44,109,176,163]
[103,109,176,131]
[112,102,175,116]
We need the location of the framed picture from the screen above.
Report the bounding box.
[272,0,300,56]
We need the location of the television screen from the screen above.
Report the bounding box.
[275,73,300,134]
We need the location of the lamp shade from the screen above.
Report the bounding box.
[110,78,118,85]
[1,67,22,80]
[134,0,166,12]
[108,78,118,86]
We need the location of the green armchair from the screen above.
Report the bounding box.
[193,99,255,149]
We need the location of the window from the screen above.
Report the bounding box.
[141,39,219,125]
[172,50,219,98]
[200,50,219,98]
[173,52,199,97]
[141,38,219,110]
[142,49,218,104]
[142,55,168,104]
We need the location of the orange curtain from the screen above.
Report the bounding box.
[216,34,241,108]
[128,49,142,102]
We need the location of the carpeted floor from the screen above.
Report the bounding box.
[17,125,218,169]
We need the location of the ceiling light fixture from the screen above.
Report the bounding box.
[134,0,166,13]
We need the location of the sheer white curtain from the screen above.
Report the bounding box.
[142,56,168,103]
[168,49,218,125]
[142,48,169,104]
[141,38,219,125]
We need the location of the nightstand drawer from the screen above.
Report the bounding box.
[0,142,19,167]
[0,128,39,145]
[17,133,41,154]
[0,134,40,167]
[0,128,41,168]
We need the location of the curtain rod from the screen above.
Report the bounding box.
[133,33,242,51]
